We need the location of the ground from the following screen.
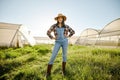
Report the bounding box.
[0,44,120,80]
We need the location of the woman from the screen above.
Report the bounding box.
[46,13,75,77]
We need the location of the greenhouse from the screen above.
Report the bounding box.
[96,18,120,47]
[76,18,120,47]
[75,28,99,45]
[0,22,36,47]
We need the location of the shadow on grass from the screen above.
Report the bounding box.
[0,57,36,78]
[13,71,42,80]
[0,61,22,79]
[52,66,76,80]
[37,49,51,55]
[26,56,36,62]
[109,63,120,80]
[65,70,77,80]
[46,76,52,80]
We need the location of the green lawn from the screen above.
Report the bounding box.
[0,44,120,80]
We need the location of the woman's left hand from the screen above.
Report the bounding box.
[65,35,69,38]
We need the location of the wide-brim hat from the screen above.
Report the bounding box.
[55,13,67,21]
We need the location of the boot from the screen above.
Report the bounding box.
[46,64,52,77]
[62,62,66,76]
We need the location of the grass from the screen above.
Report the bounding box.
[0,44,120,80]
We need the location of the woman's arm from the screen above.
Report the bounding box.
[68,27,75,37]
[47,24,55,39]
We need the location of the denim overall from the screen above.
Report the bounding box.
[48,27,68,64]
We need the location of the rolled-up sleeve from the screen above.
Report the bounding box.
[68,27,75,37]
[47,25,54,39]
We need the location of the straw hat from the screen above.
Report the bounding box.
[55,13,67,21]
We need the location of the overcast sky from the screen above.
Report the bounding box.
[0,0,120,37]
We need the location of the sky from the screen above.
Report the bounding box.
[0,0,120,37]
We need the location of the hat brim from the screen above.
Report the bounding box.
[55,16,67,21]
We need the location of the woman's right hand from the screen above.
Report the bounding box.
[52,37,57,40]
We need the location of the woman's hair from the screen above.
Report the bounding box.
[56,18,65,27]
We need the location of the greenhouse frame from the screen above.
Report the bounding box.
[76,18,120,47]
[76,28,99,46]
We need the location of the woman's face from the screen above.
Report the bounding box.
[57,17,63,23]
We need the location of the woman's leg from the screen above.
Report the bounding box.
[62,39,68,62]
[46,42,61,77]
[48,42,61,64]
[61,39,68,76]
